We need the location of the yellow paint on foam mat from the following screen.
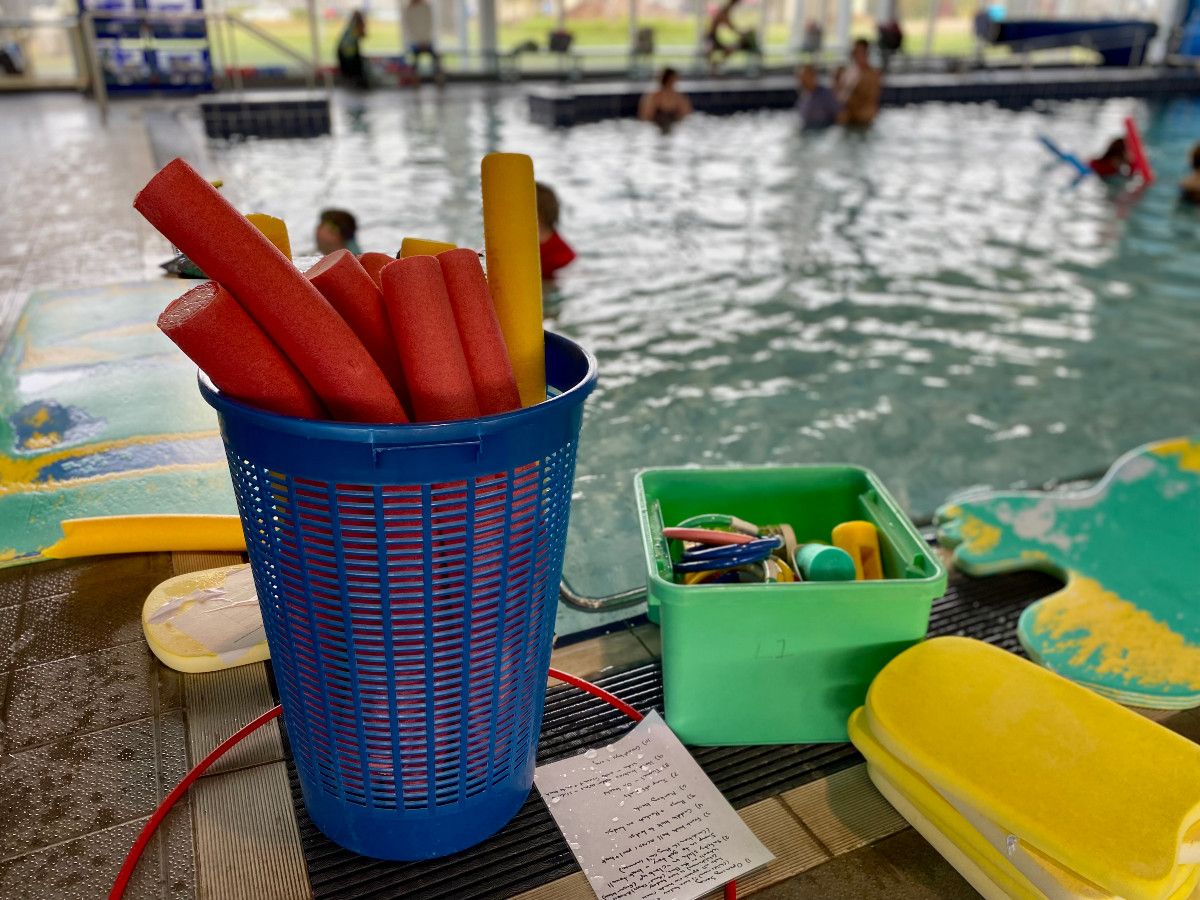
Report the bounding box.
[399,237,456,257]
[481,152,546,407]
[959,516,1001,555]
[1031,575,1200,691]
[246,213,292,260]
[19,344,116,370]
[0,430,221,490]
[857,637,1200,900]
[1152,438,1200,474]
[44,514,246,559]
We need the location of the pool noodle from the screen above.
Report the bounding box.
[305,250,410,409]
[158,281,325,419]
[134,158,406,423]
[246,213,291,260]
[1123,117,1155,183]
[379,256,481,422]
[400,237,457,258]
[480,153,546,407]
[357,252,393,289]
[437,248,521,416]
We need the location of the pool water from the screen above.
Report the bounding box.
[210,89,1200,612]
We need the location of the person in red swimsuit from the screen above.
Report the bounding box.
[536,182,576,277]
[1089,138,1130,179]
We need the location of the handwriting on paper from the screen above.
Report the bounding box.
[535,711,773,900]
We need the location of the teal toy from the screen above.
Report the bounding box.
[794,543,857,582]
[936,437,1200,710]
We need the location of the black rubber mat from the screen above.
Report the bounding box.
[285,566,1061,900]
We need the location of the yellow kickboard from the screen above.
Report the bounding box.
[481,152,545,407]
[142,564,268,674]
[399,236,457,257]
[860,637,1200,900]
[246,212,292,260]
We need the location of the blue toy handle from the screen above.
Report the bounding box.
[1038,134,1090,176]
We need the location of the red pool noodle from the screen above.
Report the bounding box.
[134,158,406,423]
[158,282,325,419]
[379,257,480,423]
[1124,116,1155,184]
[358,252,394,289]
[437,248,521,416]
[306,250,410,409]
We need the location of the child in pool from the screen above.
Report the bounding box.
[1181,143,1200,205]
[536,183,576,277]
[1089,138,1130,179]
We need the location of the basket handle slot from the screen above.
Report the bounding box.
[372,439,483,471]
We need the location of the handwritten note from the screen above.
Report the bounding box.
[535,711,773,900]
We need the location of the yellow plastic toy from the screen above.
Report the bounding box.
[481,152,545,407]
[850,637,1200,900]
[142,563,268,673]
[399,237,457,257]
[832,520,882,580]
[246,213,292,260]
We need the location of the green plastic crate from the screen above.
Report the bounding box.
[635,466,946,745]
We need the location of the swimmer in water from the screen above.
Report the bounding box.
[1089,138,1130,179]
[1180,142,1200,205]
[536,182,576,278]
[638,67,693,131]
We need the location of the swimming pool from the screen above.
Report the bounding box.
[210,89,1200,617]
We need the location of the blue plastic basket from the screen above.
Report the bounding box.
[200,332,597,861]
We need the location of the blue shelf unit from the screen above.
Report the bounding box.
[82,0,214,93]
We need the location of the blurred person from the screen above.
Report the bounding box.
[638,67,693,131]
[536,183,576,278]
[877,19,903,70]
[836,38,882,127]
[403,0,443,84]
[796,64,839,129]
[1089,137,1130,179]
[316,209,361,255]
[1181,142,1200,205]
[800,19,823,54]
[705,0,751,70]
[337,11,369,90]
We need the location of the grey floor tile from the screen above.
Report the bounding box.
[0,800,194,900]
[7,642,182,751]
[0,710,187,859]
[12,555,174,668]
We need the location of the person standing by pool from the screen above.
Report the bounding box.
[705,0,751,70]
[403,0,443,85]
[836,38,882,127]
[1181,143,1200,205]
[796,64,839,129]
[536,183,576,278]
[315,209,361,256]
[638,68,693,131]
[336,11,369,90]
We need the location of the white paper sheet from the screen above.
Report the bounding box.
[535,710,773,900]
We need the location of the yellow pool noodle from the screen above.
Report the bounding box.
[481,152,545,407]
[246,213,292,260]
[399,237,457,257]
